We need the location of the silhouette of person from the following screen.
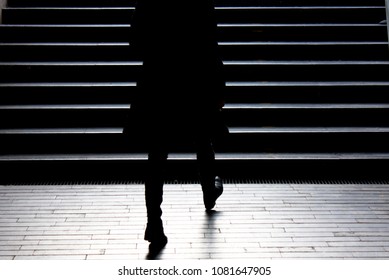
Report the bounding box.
[128,0,228,254]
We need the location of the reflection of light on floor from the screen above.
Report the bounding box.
[1,182,389,259]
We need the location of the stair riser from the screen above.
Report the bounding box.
[7,0,137,7]
[0,45,137,61]
[223,109,389,126]
[2,85,389,104]
[0,26,131,43]
[0,86,135,104]
[0,86,389,105]
[221,44,389,60]
[0,109,129,128]
[224,86,389,103]
[0,65,140,82]
[1,158,389,184]
[1,109,389,128]
[225,64,389,81]
[2,133,389,153]
[1,64,389,82]
[1,44,388,62]
[219,25,387,41]
[3,8,385,24]
[0,26,386,43]
[7,0,385,8]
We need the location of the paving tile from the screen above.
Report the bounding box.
[0,250,35,256]
[38,239,108,245]
[315,247,386,252]
[86,254,141,260]
[0,256,14,260]
[14,255,87,260]
[21,245,91,250]
[24,235,93,240]
[0,246,21,251]
[210,252,282,259]
[90,244,137,250]
[32,249,104,256]
[351,252,389,258]
[280,252,354,258]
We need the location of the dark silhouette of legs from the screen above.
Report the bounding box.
[143,133,223,257]
[144,143,168,253]
[195,136,224,210]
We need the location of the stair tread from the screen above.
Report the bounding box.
[0,42,129,46]
[0,128,122,134]
[225,103,389,109]
[1,103,388,110]
[0,82,135,87]
[220,41,389,45]
[1,127,389,135]
[220,23,386,27]
[2,60,389,66]
[2,152,389,161]
[1,41,387,46]
[0,104,131,109]
[5,6,386,10]
[7,0,384,6]
[0,62,141,66]
[225,60,389,65]
[228,81,389,86]
[1,24,131,27]
[2,81,389,87]
[231,127,389,133]
[2,23,384,27]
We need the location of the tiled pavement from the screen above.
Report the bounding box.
[0,182,389,260]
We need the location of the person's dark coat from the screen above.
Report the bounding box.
[128,0,227,140]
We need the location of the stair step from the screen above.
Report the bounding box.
[3,6,385,24]
[0,42,134,61]
[2,152,389,161]
[0,61,141,82]
[1,82,389,104]
[2,103,389,110]
[7,0,137,7]
[0,82,136,104]
[220,23,387,41]
[2,127,389,135]
[220,41,389,60]
[225,103,389,109]
[7,0,385,8]
[224,60,389,81]
[1,60,389,82]
[0,128,122,134]
[1,41,388,61]
[228,81,389,86]
[0,104,131,109]
[0,24,131,42]
[1,103,388,128]
[2,128,389,154]
[2,152,388,182]
[0,24,386,42]
[0,105,130,128]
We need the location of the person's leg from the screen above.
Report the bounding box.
[144,142,168,247]
[195,136,215,186]
[195,136,223,210]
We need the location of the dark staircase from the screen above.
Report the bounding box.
[1,0,389,182]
